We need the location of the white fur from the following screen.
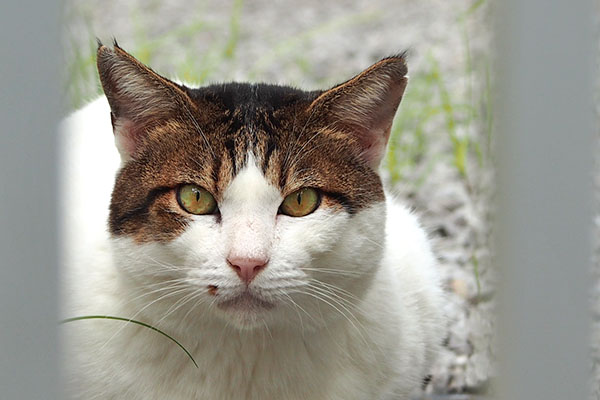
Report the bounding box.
[60,97,446,399]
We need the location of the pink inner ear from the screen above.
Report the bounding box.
[113,119,141,160]
[327,74,406,170]
[358,127,389,169]
[350,94,399,169]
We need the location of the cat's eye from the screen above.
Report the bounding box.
[279,188,320,217]
[177,184,217,215]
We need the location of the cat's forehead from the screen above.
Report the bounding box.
[186,82,318,170]
[177,83,329,189]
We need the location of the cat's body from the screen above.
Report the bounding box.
[60,44,445,400]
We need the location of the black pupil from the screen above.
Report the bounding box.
[194,189,200,202]
[296,192,302,205]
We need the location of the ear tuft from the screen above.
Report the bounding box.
[309,54,408,169]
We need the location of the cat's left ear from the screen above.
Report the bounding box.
[308,55,408,169]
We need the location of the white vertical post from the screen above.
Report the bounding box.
[494,1,595,399]
[0,1,60,399]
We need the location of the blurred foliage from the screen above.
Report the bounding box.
[385,0,491,186]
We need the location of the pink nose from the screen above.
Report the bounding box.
[227,256,268,284]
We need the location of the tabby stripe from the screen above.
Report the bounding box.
[110,186,173,234]
[262,139,276,173]
[322,191,355,215]
[224,137,237,174]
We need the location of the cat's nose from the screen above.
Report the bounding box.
[227,256,268,284]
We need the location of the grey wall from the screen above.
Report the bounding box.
[494,0,595,399]
[0,1,61,399]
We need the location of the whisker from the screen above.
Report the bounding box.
[280,291,316,332]
[308,279,365,306]
[300,267,364,277]
[154,289,203,327]
[261,318,273,341]
[301,286,367,344]
[363,236,385,249]
[124,281,190,307]
[99,286,190,351]
[181,291,210,322]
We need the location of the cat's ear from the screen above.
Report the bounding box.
[308,55,408,169]
[96,40,191,161]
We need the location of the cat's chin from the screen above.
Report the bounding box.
[215,292,275,330]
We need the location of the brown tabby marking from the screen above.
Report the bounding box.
[97,43,407,242]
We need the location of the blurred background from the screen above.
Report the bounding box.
[61,0,495,396]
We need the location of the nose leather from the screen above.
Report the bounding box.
[227,256,268,284]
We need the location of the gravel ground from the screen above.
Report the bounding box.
[63,0,495,395]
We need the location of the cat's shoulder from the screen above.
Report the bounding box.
[384,194,432,254]
[383,193,442,292]
[60,97,120,303]
[59,96,119,218]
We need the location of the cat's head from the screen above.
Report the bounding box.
[97,42,407,331]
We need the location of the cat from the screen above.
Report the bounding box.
[60,41,446,400]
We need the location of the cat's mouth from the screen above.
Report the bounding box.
[216,291,274,312]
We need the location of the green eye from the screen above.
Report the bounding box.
[177,184,217,215]
[280,188,320,217]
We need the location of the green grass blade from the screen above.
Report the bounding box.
[471,254,482,296]
[458,0,486,19]
[224,0,244,59]
[429,54,471,179]
[61,315,198,368]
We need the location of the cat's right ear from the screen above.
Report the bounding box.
[96,40,192,161]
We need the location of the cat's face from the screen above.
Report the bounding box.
[98,43,407,330]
